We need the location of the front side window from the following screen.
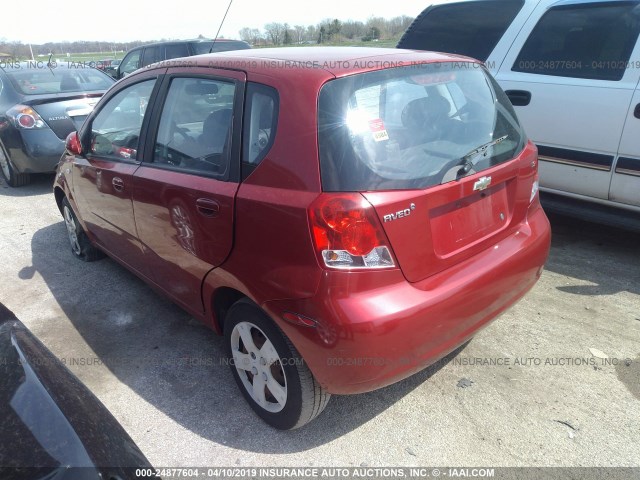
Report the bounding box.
[397,0,524,61]
[513,3,640,81]
[89,79,156,160]
[153,77,236,177]
[318,63,526,191]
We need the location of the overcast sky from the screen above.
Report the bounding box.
[2,0,440,45]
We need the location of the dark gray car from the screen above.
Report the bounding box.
[0,61,114,186]
[116,38,251,79]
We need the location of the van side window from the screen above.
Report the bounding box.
[241,83,279,180]
[397,0,525,61]
[166,44,189,60]
[120,50,142,77]
[513,4,640,81]
[142,46,162,67]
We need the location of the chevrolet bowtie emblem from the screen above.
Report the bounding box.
[473,176,492,191]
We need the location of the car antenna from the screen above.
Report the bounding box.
[209,0,234,53]
[47,53,55,74]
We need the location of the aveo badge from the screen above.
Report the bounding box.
[384,203,416,223]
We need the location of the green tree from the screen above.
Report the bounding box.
[264,22,285,45]
[328,19,342,39]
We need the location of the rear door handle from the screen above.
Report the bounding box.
[505,90,532,107]
[196,198,220,217]
[112,177,124,192]
[634,103,640,119]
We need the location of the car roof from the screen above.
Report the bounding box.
[143,47,478,80]
[136,38,245,48]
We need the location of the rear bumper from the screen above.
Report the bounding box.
[263,205,551,394]
[9,129,64,173]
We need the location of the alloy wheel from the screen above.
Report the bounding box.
[230,321,288,413]
[63,205,82,256]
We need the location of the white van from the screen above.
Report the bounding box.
[399,0,640,228]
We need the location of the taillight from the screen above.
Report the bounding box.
[309,193,395,269]
[7,105,47,129]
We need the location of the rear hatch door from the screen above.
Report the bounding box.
[362,143,537,282]
[317,60,536,282]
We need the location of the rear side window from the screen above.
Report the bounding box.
[513,3,640,81]
[397,0,524,61]
[153,77,236,178]
[242,83,278,179]
[318,63,526,192]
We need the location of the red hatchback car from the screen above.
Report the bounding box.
[54,47,551,429]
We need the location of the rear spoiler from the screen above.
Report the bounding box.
[21,92,105,106]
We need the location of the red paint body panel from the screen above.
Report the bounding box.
[54,47,551,397]
[216,183,322,300]
[209,47,473,79]
[72,157,145,270]
[362,142,539,282]
[132,168,239,314]
[263,203,550,394]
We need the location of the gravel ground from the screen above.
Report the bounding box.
[0,173,638,468]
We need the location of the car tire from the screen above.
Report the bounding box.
[224,299,330,430]
[0,143,30,187]
[61,197,104,262]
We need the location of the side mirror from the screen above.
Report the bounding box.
[65,131,82,155]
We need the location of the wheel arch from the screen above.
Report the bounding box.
[211,287,249,334]
[53,186,66,214]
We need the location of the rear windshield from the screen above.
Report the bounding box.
[397,0,524,61]
[191,41,250,55]
[318,62,526,192]
[6,68,114,95]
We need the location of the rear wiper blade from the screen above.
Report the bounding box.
[457,135,508,178]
